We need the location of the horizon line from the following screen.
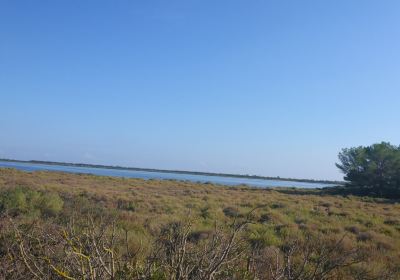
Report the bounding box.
[0,158,344,184]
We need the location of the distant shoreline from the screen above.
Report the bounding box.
[0,158,343,185]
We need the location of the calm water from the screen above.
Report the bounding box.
[0,161,335,189]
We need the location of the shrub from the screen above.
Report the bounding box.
[376,241,393,251]
[0,187,30,215]
[117,199,136,212]
[0,187,63,217]
[357,232,373,242]
[223,206,240,218]
[345,226,361,234]
[384,219,400,226]
[39,193,64,217]
[200,206,211,219]
[248,227,280,248]
[319,202,332,208]
[270,202,285,209]
[258,213,271,224]
[298,223,308,231]
[294,217,307,224]
[188,230,212,243]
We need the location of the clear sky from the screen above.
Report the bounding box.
[1,1,399,180]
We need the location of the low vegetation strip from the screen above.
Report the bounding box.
[0,168,399,279]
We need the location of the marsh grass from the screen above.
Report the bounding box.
[0,168,400,279]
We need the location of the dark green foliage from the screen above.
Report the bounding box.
[223,206,240,218]
[200,206,211,219]
[117,199,136,212]
[336,142,400,198]
[258,213,271,224]
[270,202,286,209]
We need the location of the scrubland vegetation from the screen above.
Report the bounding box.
[1,168,400,279]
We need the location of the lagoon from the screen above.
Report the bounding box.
[0,160,335,189]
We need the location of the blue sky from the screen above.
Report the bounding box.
[1,1,399,180]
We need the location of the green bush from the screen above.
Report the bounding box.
[39,192,64,217]
[0,187,63,217]
[200,206,211,219]
[248,226,280,248]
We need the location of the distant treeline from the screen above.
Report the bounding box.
[0,158,343,185]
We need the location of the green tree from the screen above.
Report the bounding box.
[336,142,400,197]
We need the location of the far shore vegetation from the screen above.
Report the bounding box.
[0,158,343,185]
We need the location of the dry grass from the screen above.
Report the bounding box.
[1,167,400,276]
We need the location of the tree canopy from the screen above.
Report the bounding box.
[336,142,400,198]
